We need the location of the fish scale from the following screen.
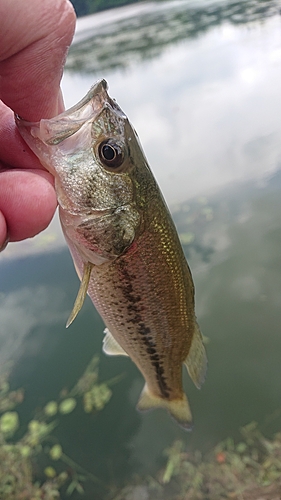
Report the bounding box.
[16,79,207,430]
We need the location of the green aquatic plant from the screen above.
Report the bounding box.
[0,356,115,499]
[2,357,281,500]
[58,398,77,415]
[113,421,281,500]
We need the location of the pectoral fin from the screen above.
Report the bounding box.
[66,261,93,328]
[102,328,128,356]
[184,322,207,389]
[137,384,193,431]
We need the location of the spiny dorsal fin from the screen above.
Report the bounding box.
[184,322,207,389]
[66,261,93,327]
[102,328,128,356]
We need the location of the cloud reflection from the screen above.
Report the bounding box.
[0,286,67,366]
[62,1,281,206]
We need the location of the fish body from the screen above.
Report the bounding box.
[16,80,207,429]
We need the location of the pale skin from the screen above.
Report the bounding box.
[0,0,76,250]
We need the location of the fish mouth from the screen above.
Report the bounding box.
[16,79,125,146]
[16,79,108,127]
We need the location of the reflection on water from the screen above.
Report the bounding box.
[66,0,280,74]
[1,0,281,497]
[1,172,281,497]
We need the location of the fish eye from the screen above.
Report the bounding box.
[98,139,124,169]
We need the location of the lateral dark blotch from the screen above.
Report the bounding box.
[138,323,151,336]
[150,354,160,361]
[127,314,142,324]
[146,347,156,354]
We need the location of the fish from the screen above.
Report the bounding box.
[16,80,207,430]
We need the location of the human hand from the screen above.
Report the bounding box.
[0,0,76,250]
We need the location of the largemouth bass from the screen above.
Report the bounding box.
[16,80,207,430]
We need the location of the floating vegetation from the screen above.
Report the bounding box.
[173,196,216,263]
[67,0,280,74]
[179,232,195,246]
[0,356,116,499]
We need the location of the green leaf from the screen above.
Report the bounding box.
[59,398,77,414]
[49,444,63,460]
[0,411,19,436]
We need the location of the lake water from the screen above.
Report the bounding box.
[1,0,281,498]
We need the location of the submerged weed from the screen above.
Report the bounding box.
[0,356,114,499]
[113,420,281,500]
[1,359,281,500]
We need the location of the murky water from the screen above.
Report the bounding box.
[1,1,281,498]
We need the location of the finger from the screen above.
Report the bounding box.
[0,169,57,243]
[0,211,7,251]
[0,104,43,171]
[0,0,76,120]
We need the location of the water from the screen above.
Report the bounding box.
[1,0,281,497]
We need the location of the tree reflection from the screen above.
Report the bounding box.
[66,0,279,74]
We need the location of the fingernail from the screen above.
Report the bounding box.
[57,88,65,115]
[0,233,9,253]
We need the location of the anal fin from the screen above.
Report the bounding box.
[184,322,207,389]
[66,261,93,328]
[102,328,128,356]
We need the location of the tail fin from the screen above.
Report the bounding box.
[136,384,193,431]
